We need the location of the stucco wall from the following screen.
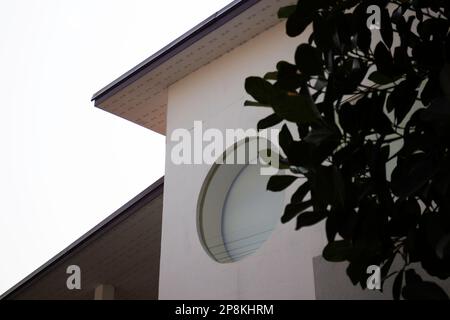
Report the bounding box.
[159,21,329,300]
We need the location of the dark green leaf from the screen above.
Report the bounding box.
[296,210,327,230]
[275,61,303,91]
[338,102,360,135]
[421,77,440,106]
[357,27,371,53]
[440,64,450,104]
[346,256,369,287]
[286,9,312,37]
[413,39,445,70]
[393,270,404,300]
[257,113,282,130]
[405,269,422,285]
[284,141,318,170]
[281,200,312,224]
[311,166,345,210]
[374,42,394,77]
[370,92,394,135]
[278,5,296,19]
[417,18,448,42]
[389,199,421,237]
[436,234,450,260]
[267,175,297,192]
[368,71,399,85]
[325,213,338,242]
[272,93,319,123]
[403,281,449,300]
[245,77,274,105]
[323,240,353,262]
[393,45,412,75]
[295,44,323,76]
[391,154,437,199]
[386,79,419,124]
[304,123,340,146]
[381,254,395,282]
[333,167,345,206]
[334,58,368,94]
[421,97,450,120]
[263,71,278,80]
[380,8,393,48]
[279,124,293,152]
[313,15,334,51]
[291,181,310,204]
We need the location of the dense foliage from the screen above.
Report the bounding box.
[245,0,450,299]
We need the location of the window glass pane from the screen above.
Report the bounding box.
[221,164,284,261]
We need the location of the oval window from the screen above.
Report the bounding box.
[197,137,284,263]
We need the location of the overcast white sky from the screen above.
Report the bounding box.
[0,0,232,295]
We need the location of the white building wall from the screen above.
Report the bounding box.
[158,22,329,300]
[157,8,450,300]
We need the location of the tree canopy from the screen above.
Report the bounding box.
[245,0,450,299]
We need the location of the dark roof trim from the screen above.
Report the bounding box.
[0,177,164,300]
[91,0,260,105]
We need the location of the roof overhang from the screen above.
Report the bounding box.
[91,0,294,135]
[1,178,164,300]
